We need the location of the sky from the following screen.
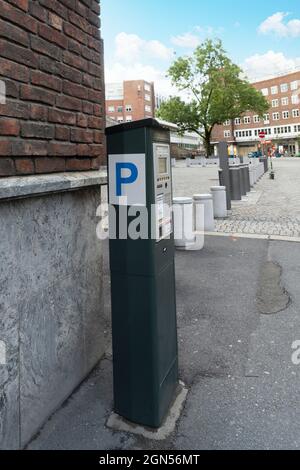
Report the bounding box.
[101,0,300,96]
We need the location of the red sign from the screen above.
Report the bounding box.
[259,131,266,139]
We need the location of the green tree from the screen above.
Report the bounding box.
[157,39,270,156]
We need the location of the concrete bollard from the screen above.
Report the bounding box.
[193,194,215,232]
[211,186,227,218]
[229,166,242,200]
[249,165,255,187]
[171,158,176,168]
[173,197,195,249]
[186,158,191,168]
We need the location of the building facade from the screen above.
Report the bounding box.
[105,80,155,123]
[212,70,300,157]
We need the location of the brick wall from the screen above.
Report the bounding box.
[0,0,105,176]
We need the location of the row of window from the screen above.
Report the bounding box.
[271,95,299,107]
[108,104,152,114]
[224,109,299,126]
[224,124,300,138]
[260,80,299,96]
[111,116,133,123]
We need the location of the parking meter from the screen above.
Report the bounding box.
[106,119,178,428]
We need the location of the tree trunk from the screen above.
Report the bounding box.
[204,129,212,157]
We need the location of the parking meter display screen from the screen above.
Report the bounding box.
[159,157,167,175]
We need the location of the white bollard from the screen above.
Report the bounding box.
[211,186,227,218]
[173,197,195,249]
[171,158,176,168]
[194,194,215,232]
[186,158,191,168]
[249,166,255,187]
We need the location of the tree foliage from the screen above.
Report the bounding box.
[157,39,270,155]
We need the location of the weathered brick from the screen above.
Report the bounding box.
[77,143,90,156]
[88,62,101,77]
[12,140,48,156]
[0,39,38,68]
[38,0,68,20]
[0,57,29,82]
[31,35,62,61]
[94,104,102,116]
[94,130,103,143]
[88,35,101,52]
[62,81,88,100]
[15,157,34,174]
[55,126,70,141]
[0,18,29,47]
[63,50,88,72]
[49,142,77,156]
[30,104,48,121]
[21,122,55,139]
[40,56,59,75]
[77,114,88,127]
[82,101,93,114]
[0,117,20,135]
[21,84,56,105]
[71,128,94,143]
[49,108,76,125]
[0,100,30,119]
[0,158,14,175]
[58,63,82,84]
[91,0,100,15]
[56,95,82,112]
[0,0,37,32]
[88,116,102,129]
[39,23,68,49]
[66,158,92,171]
[31,71,62,92]
[4,79,19,99]
[0,140,12,156]
[68,10,90,33]
[89,144,103,157]
[28,2,47,21]
[35,157,66,173]
[88,89,103,104]
[6,0,29,12]
[48,13,63,31]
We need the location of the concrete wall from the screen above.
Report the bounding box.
[0,171,106,449]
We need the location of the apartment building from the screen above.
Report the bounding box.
[212,70,300,156]
[105,80,155,123]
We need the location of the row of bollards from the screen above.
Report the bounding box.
[173,186,227,250]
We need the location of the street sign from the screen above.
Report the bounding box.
[259,131,266,139]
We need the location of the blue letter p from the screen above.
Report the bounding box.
[116,163,138,197]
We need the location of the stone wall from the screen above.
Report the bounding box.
[0,0,105,176]
[0,172,107,449]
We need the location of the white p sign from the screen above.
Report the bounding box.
[109,154,146,206]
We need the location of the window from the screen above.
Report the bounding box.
[125,105,132,112]
[145,94,151,102]
[272,99,279,107]
[273,112,280,120]
[292,109,300,118]
[145,105,152,113]
[253,115,260,123]
[126,116,132,122]
[292,94,299,105]
[224,130,231,138]
[144,83,151,92]
[271,86,278,95]
[117,106,123,113]
[280,83,288,92]
[223,120,230,126]
[282,111,289,119]
[291,81,298,91]
[108,105,115,113]
[243,116,251,124]
[261,88,268,96]
[235,118,241,125]
[263,113,270,123]
[281,97,289,106]
[117,117,123,122]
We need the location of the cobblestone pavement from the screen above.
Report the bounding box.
[173,158,300,238]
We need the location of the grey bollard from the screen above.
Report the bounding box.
[249,165,255,187]
[241,164,250,193]
[229,165,242,200]
[239,165,246,196]
[194,194,215,232]
[173,197,195,249]
[211,186,227,218]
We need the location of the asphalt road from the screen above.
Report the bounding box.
[28,235,300,450]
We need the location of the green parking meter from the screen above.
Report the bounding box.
[106,119,178,428]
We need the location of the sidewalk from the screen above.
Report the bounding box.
[28,235,300,450]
